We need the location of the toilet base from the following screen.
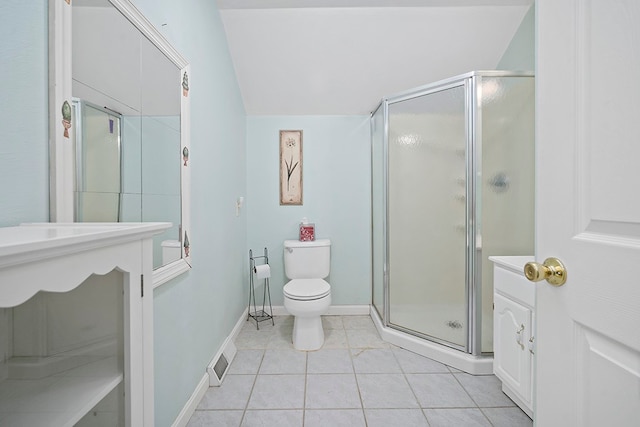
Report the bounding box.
[284,293,331,351]
[292,316,324,351]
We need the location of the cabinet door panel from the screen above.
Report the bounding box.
[494,293,532,402]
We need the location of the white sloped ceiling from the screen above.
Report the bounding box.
[218,1,533,115]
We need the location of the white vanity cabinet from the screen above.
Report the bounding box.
[490,255,535,419]
[0,222,169,426]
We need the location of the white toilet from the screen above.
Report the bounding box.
[283,239,331,351]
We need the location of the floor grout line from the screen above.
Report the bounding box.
[188,315,531,427]
[302,350,308,427]
[348,335,367,426]
[392,345,432,426]
[237,346,264,425]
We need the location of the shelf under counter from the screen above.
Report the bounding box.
[0,223,168,426]
[0,356,122,426]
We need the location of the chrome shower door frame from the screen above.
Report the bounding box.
[373,70,534,357]
[370,100,388,323]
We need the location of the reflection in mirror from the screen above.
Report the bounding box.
[73,100,122,222]
[70,0,185,270]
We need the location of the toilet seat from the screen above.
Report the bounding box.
[284,279,331,301]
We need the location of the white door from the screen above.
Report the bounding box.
[535,1,640,426]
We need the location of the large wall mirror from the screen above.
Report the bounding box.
[49,0,191,286]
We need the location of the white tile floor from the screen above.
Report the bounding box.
[187,315,533,427]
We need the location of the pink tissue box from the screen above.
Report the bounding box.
[299,224,315,241]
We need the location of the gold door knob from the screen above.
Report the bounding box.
[524,257,567,286]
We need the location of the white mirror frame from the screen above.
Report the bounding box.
[49,0,191,288]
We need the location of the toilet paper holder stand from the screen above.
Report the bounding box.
[248,248,274,329]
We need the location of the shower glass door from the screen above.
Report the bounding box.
[387,84,468,350]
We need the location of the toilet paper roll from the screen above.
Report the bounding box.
[254,264,271,279]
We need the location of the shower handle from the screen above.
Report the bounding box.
[524,258,567,286]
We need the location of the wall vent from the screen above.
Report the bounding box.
[207,339,237,386]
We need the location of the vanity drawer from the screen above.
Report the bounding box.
[493,262,535,309]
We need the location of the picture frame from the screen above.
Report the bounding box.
[279,130,303,205]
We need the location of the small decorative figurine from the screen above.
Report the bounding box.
[183,146,189,166]
[182,71,189,97]
[61,100,72,138]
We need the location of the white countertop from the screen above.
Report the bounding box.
[0,222,171,268]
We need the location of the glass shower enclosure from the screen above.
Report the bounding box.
[73,99,123,222]
[371,71,534,356]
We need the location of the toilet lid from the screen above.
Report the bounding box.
[284,279,331,301]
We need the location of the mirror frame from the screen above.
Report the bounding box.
[48,0,191,288]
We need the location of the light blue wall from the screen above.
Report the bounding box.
[246,116,372,306]
[497,5,535,70]
[0,1,49,226]
[130,0,248,425]
[1,0,248,425]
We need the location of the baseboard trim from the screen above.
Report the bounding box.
[172,308,248,426]
[271,306,288,316]
[207,309,248,386]
[327,305,370,315]
[230,307,249,342]
[171,373,209,427]
[271,304,370,316]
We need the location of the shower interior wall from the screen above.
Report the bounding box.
[373,73,535,356]
[477,76,535,352]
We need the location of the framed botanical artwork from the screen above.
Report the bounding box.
[279,130,303,205]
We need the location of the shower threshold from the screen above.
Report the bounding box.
[370,307,493,375]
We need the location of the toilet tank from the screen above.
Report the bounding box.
[284,239,331,279]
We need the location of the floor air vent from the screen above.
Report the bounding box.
[207,340,237,386]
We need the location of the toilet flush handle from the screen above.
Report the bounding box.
[286,247,293,253]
